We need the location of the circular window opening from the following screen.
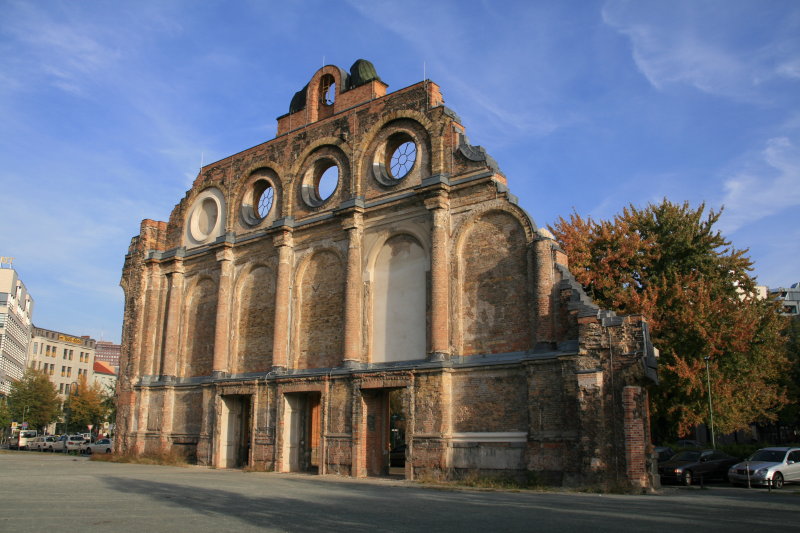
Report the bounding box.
[389,141,417,179]
[198,198,218,236]
[255,183,274,219]
[317,164,339,201]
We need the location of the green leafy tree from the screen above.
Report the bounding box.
[7,369,60,431]
[777,316,800,431]
[69,375,109,432]
[0,396,11,431]
[551,199,789,439]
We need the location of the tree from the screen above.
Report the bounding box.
[69,375,109,433]
[550,199,789,439]
[7,369,60,431]
[0,396,10,431]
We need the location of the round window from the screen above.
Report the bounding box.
[373,130,419,186]
[256,184,274,218]
[317,164,339,200]
[187,190,224,245]
[302,157,341,208]
[389,141,416,179]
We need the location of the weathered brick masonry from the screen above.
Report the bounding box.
[117,60,659,489]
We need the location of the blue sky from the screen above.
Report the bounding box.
[1,0,798,344]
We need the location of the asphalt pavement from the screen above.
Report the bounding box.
[1,451,798,532]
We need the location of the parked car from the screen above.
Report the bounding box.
[658,449,740,485]
[53,435,85,453]
[28,436,46,451]
[728,447,800,489]
[82,438,114,455]
[40,435,59,452]
[655,446,675,463]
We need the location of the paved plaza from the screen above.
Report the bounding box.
[1,451,798,532]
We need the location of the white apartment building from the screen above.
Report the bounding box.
[0,265,34,396]
[27,326,96,398]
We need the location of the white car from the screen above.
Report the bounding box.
[53,435,85,453]
[29,435,58,451]
[82,438,114,455]
[728,447,800,489]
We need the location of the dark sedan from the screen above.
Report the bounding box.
[658,449,740,485]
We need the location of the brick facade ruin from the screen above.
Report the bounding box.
[117,60,659,489]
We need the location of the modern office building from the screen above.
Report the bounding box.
[95,340,122,371]
[0,265,34,396]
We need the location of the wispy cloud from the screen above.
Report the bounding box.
[345,0,576,142]
[602,0,800,102]
[718,135,800,234]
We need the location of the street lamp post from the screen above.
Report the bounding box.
[704,356,716,449]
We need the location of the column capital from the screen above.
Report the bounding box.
[272,229,294,248]
[423,190,450,212]
[163,260,184,276]
[215,247,234,263]
[340,210,364,233]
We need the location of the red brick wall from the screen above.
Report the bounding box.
[452,370,527,432]
[461,211,531,355]
[182,278,217,377]
[296,251,345,369]
[233,265,275,373]
[623,386,648,488]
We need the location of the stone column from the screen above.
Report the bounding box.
[424,192,451,360]
[212,247,234,378]
[342,212,364,367]
[160,260,184,381]
[271,230,294,372]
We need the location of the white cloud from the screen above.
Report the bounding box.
[718,136,800,234]
[602,0,800,102]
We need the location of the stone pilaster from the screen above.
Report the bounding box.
[212,247,234,378]
[139,262,163,377]
[271,230,294,372]
[533,235,556,349]
[161,260,184,381]
[342,212,364,367]
[424,191,451,360]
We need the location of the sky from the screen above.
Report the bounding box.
[1,0,799,344]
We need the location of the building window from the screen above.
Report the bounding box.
[61,366,65,377]
[33,342,38,354]
[59,383,64,393]
[67,367,71,377]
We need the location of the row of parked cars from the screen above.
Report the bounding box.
[656,445,800,489]
[26,435,114,455]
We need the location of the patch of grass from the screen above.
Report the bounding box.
[89,449,189,467]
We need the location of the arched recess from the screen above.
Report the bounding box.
[181,277,218,377]
[371,234,428,363]
[231,265,275,374]
[295,250,345,370]
[458,210,532,356]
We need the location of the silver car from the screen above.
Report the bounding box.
[728,447,800,489]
